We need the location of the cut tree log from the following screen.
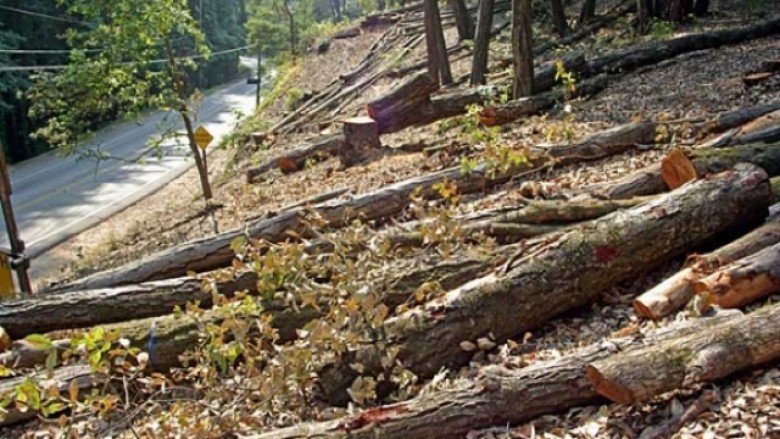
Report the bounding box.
[54,122,657,293]
[693,241,780,309]
[603,141,780,199]
[0,365,98,427]
[480,74,608,126]
[366,71,440,133]
[372,52,587,134]
[243,311,743,439]
[339,116,382,167]
[587,302,780,405]
[701,109,780,148]
[661,148,698,189]
[246,134,345,182]
[634,206,780,320]
[334,26,361,39]
[318,164,772,404]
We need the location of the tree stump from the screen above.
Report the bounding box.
[340,116,382,167]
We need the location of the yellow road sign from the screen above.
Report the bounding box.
[194,125,214,150]
[0,253,14,299]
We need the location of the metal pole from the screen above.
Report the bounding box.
[256,50,262,108]
[0,142,31,295]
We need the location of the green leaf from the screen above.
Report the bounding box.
[24,334,53,350]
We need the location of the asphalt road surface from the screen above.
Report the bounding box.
[2,76,258,258]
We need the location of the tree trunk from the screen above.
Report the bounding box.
[694,241,780,309]
[701,109,780,148]
[481,75,607,126]
[423,0,452,85]
[602,141,780,200]
[246,134,346,181]
[339,117,382,167]
[634,208,780,319]
[579,0,596,24]
[448,0,474,40]
[470,0,495,85]
[587,302,780,405]
[549,0,570,37]
[318,164,772,404]
[694,0,709,17]
[512,0,534,98]
[366,71,439,133]
[242,312,743,439]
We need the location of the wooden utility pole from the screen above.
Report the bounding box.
[0,143,31,296]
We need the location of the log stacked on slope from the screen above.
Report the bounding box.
[702,108,780,148]
[603,141,780,199]
[58,125,651,293]
[693,241,780,309]
[243,311,748,439]
[634,208,780,319]
[318,164,772,404]
[587,303,780,405]
[246,135,345,182]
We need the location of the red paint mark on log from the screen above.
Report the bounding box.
[594,245,619,263]
[337,404,409,431]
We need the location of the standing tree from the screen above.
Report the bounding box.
[579,0,596,25]
[512,0,534,98]
[423,0,452,86]
[449,0,474,40]
[28,0,218,223]
[470,0,494,85]
[549,0,570,37]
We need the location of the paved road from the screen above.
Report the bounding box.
[2,76,258,258]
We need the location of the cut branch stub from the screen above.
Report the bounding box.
[661,148,698,189]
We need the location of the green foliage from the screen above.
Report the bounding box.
[28,0,210,156]
[648,19,675,39]
[285,86,303,111]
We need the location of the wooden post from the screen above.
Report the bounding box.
[512,0,534,98]
[0,142,31,296]
[340,116,382,167]
[470,0,495,85]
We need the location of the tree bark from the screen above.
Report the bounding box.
[587,302,780,405]
[634,208,780,319]
[579,0,596,24]
[470,0,495,85]
[448,0,474,40]
[602,142,780,200]
[339,117,382,167]
[318,164,772,404]
[549,0,570,37]
[423,0,452,85]
[243,312,742,439]
[512,0,534,98]
[246,135,346,182]
[693,241,780,309]
[701,109,780,148]
[366,71,439,134]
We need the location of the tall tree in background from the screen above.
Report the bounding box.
[549,0,570,37]
[449,0,474,40]
[579,0,596,25]
[470,0,494,85]
[423,0,452,86]
[512,0,533,98]
[28,0,217,211]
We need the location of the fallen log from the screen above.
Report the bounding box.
[634,206,780,320]
[603,142,780,199]
[246,134,345,182]
[701,109,780,148]
[318,164,772,404]
[0,272,259,339]
[368,52,587,134]
[384,196,649,247]
[586,16,780,77]
[587,302,780,405]
[244,311,742,439]
[479,75,609,126]
[693,241,780,309]
[0,365,97,427]
[59,126,649,293]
